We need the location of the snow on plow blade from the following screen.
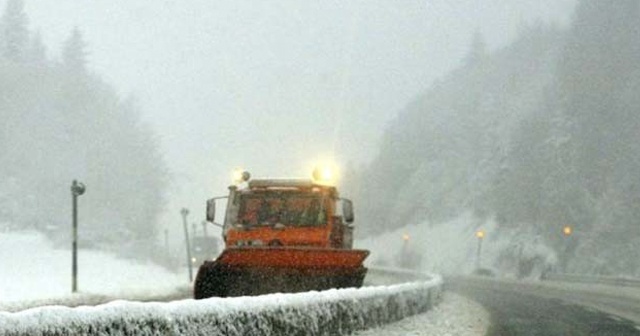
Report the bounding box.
[194,247,369,299]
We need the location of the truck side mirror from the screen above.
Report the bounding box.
[342,199,354,224]
[206,199,216,222]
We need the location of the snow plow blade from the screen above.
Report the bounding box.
[194,247,369,299]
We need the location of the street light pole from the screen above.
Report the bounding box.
[475,230,485,270]
[400,233,410,268]
[201,221,208,238]
[164,228,170,264]
[71,180,86,293]
[562,225,573,272]
[181,208,193,282]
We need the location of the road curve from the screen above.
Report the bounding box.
[448,277,640,336]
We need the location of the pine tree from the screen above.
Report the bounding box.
[62,26,87,72]
[559,1,640,193]
[553,0,640,274]
[27,29,46,65]
[0,0,29,62]
[464,29,486,66]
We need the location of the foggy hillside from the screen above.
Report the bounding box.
[357,1,640,276]
[0,0,167,257]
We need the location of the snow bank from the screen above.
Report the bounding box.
[0,231,185,309]
[0,275,442,336]
[0,285,193,313]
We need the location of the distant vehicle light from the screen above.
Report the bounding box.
[476,230,485,239]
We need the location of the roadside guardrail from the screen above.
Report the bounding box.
[0,267,442,336]
[543,273,640,288]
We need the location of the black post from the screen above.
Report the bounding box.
[71,180,85,293]
[181,208,193,282]
[72,187,77,293]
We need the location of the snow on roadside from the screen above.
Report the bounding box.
[353,292,489,336]
[356,212,556,278]
[356,213,489,274]
[0,280,442,336]
[0,231,186,309]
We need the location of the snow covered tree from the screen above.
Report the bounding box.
[26,29,46,65]
[464,29,486,66]
[558,0,640,197]
[0,0,29,62]
[0,9,167,258]
[62,26,87,72]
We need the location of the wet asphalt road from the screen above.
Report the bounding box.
[449,278,640,336]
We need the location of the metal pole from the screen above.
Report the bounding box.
[70,180,85,293]
[181,208,193,282]
[201,221,208,238]
[72,184,78,293]
[164,228,170,264]
[562,226,573,273]
[475,237,483,269]
[400,234,409,268]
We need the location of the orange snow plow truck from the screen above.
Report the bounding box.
[194,168,369,298]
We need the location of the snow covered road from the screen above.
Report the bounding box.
[450,276,640,335]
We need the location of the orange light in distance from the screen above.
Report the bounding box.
[563,226,572,236]
[402,233,410,242]
[476,230,485,239]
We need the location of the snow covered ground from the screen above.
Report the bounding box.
[0,231,186,310]
[354,292,489,336]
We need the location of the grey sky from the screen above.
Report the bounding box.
[15,0,575,234]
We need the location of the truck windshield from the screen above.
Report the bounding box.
[238,193,327,227]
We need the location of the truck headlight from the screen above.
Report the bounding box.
[312,163,338,184]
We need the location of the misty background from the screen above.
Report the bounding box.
[15,0,574,233]
[354,1,640,276]
[6,0,638,277]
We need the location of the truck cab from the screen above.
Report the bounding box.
[214,179,355,249]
